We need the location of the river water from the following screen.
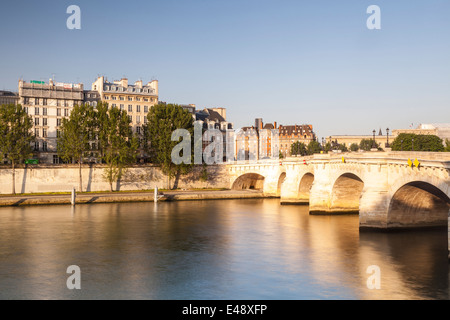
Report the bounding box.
[0,199,448,300]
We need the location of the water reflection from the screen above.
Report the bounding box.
[0,199,447,299]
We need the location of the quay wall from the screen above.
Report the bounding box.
[0,164,231,194]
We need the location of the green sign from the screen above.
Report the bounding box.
[25,159,39,164]
[30,80,45,85]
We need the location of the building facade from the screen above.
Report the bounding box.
[0,90,19,105]
[18,79,84,164]
[92,76,158,135]
[279,124,316,157]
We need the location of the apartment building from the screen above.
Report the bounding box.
[0,90,19,105]
[18,79,84,164]
[91,76,158,137]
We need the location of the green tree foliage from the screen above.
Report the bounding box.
[391,133,444,152]
[0,104,35,194]
[307,140,322,155]
[143,103,194,189]
[359,139,378,151]
[290,141,307,156]
[323,142,332,153]
[97,103,139,191]
[57,104,96,192]
[350,143,359,152]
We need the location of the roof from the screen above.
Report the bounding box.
[195,108,226,122]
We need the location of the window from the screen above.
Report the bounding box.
[35,107,39,115]
[128,97,133,101]
[128,105,133,112]
[128,115,132,122]
[43,99,47,105]
[24,107,28,114]
[43,108,47,116]
[34,142,39,151]
[24,97,29,105]
[136,126,141,134]
[120,104,124,110]
[43,128,47,137]
[42,141,48,152]
[57,130,61,138]
[57,118,62,126]
[144,116,147,123]
[136,97,141,101]
[43,118,47,126]
[144,98,148,102]
[64,109,69,117]
[136,116,140,124]
[105,95,110,100]
[112,96,117,100]
[53,155,60,164]
[120,96,124,101]
[35,98,39,105]
[35,128,40,137]
[35,118,40,126]
[144,106,148,112]
[136,105,141,112]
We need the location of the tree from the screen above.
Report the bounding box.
[323,142,332,153]
[307,140,322,155]
[0,104,34,194]
[391,133,444,152]
[359,139,378,151]
[143,103,194,189]
[291,141,307,156]
[97,103,139,191]
[350,143,359,152]
[57,104,96,192]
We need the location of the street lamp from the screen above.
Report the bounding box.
[386,128,390,148]
[372,129,376,149]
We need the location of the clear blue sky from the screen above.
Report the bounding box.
[1,0,449,138]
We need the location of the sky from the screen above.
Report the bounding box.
[0,0,449,138]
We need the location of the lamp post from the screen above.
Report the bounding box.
[372,129,376,149]
[386,128,390,148]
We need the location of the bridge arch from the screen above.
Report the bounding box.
[387,181,450,229]
[276,172,287,196]
[298,172,314,203]
[231,173,265,190]
[330,173,364,214]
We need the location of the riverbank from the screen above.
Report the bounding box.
[0,189,270,207]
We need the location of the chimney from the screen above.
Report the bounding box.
[134,80,143,88]
[120,78,128,87]
[273,121,277,129]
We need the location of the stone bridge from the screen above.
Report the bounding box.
[227,151,450,257]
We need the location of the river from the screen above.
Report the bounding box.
[0,199,448,300]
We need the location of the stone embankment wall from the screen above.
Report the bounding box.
[0,164,230,194]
